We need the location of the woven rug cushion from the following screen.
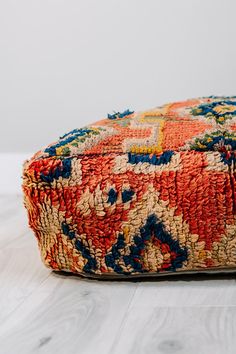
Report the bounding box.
[23,96,236,278]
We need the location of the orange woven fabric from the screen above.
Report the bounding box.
[23,96,236,277]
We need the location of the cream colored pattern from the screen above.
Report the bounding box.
[212,221,236,267]
[123,118,164,153]
[24,193,86,272]
[205,152,229,172]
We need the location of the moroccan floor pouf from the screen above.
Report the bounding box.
[22,96,236,278]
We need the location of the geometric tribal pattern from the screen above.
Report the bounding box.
[23,96,236,278]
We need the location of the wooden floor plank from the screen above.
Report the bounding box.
[0,195,29,247]
[0,195,23,217]
[0,274,137,354]
[124,276,236,307]
[0,233,50,323]
[112,306,236,354]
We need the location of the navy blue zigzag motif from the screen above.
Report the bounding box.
[105,214,188,275]
[61,222,97,273]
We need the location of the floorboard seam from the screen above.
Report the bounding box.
[108,284,139,353]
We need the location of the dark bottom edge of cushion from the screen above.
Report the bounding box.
[52,266,236,281]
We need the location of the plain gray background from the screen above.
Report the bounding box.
[0,0,236,153]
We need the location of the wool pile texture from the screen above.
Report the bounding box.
[23,96,236,278]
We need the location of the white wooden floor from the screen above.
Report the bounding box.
[0,195,236,354]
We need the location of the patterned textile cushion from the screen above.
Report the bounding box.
[23,96,236,278]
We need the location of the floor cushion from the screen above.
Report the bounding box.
[22,96,236,278]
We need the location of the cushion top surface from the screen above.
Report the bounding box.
[36,96,236,160]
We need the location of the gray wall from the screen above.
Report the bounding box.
[1,0,236,153]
